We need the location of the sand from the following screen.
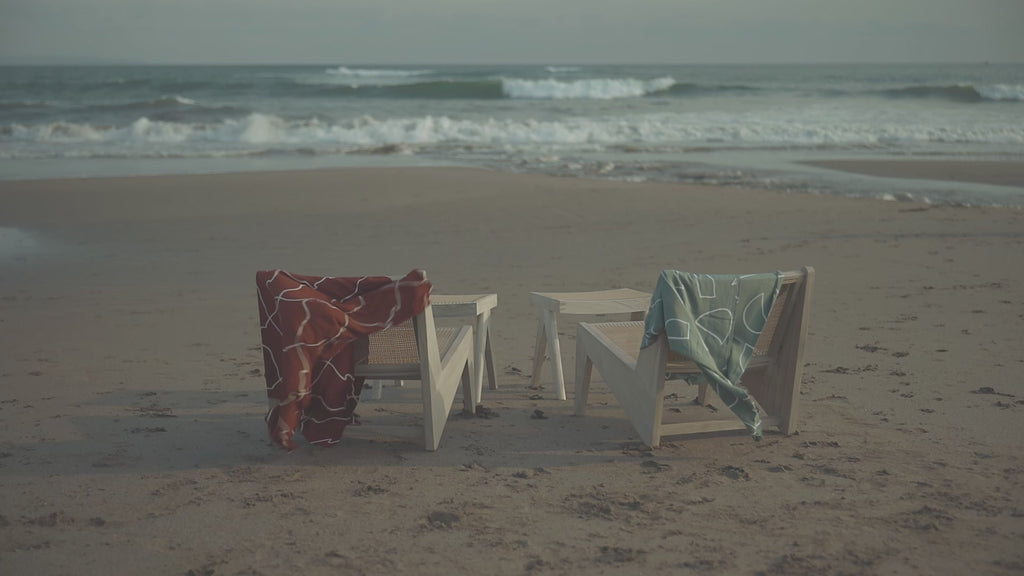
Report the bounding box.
[1,166,1022,575]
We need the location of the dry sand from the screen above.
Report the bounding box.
[1,166,1023,575]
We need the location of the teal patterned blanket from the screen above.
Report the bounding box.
[642,270,782,438]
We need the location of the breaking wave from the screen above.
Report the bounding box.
[5,111,1023,159]
[878,83,1024,103]
[502,77,677,99]
[290,76,681,100]
[325,66,433,78]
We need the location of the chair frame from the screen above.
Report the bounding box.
[354,304,475,451]
[574,267,814,447]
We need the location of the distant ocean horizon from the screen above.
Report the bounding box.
[2,63,1022,206]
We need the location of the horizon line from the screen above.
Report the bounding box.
[1,59,1021,67]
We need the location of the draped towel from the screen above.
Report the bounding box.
[642,270,782,439]
[256,269,431,450]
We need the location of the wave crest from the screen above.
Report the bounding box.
[325,67,432,78]
[879,83,1024,103]
[5,111,1023,160]
[976,84,1024,102]
[502,77,677,100]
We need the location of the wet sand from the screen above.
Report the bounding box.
[803,159,1024,188]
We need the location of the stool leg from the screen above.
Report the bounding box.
[543,308,566,400]
[484,323,497,391]
[472,309,491,404]
[574,346,593,416]
[529,318,547,390]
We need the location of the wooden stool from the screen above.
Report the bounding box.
[529,288,649,399]
[432,293,498,405]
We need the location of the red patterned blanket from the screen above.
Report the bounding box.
[256,269,431,450]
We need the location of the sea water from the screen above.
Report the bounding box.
[1,63,1022,205]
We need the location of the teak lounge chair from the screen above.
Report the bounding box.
[574,267,814,447]
[354,305,476,451]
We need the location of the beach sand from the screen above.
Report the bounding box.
[1,166,1022,575]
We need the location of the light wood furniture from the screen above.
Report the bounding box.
[529,288,651,400]
[432,293,498,405]
[354,304,475,451]
[363,293,497,405]
[574,268,814,447]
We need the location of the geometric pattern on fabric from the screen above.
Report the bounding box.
[256,269,431,450]
[641,270,782,438]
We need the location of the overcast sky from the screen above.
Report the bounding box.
[2,0,1022,65]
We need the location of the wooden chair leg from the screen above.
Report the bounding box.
[422,386,439,451]
[529,318,547,389]
[649,387,666,448]
[471,309,490,403]
[484,327,497,391]
[574,348,593,416]
[461,358,475,415]
[543,309,566,400]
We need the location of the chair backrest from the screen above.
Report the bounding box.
[646,267,813,432]
[575,267,813,442]
[662,267,814,374]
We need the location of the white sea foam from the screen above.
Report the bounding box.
[131,95,199,107]
[130,118,192,142]
[11,122,106,142]
[976,84,1024,102]
[325,67,432,78]
[167,95,197,106]
[4,110,1024,160]
[236,114,284,143]
[0,227,39,259]
[502,77,677,99]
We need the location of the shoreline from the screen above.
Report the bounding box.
[801,159,1024,189]
[1,167,1022,575]
[2,156,1024,210]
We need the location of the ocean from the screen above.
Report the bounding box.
[2,63,1023,206]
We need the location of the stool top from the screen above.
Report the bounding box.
[431,293,498,317]
[529,288,650,315]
